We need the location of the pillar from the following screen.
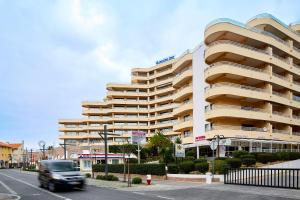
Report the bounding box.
[196,146,200,159]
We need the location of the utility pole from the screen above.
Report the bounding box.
[104,124,108,176]
[30,149,33,165]
[59,140,75,160]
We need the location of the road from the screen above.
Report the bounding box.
[0,169,299,200]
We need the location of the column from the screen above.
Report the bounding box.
[196,146,200,159]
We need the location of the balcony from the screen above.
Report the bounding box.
[205,82,269,101]
[204,61,268,83]
[173,84,193,102]
[173,101,193,116]
[173,118,193,131]
[205,40,295,75]
[272,111,291,124]
[173,67,192,88]
[271,91,290,105]
[107,90,148,97]
[205,104,268,121]
[205,125,269,140]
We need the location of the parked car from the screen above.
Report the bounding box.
[38,160,85,192]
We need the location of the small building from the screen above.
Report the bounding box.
[79,153,136,172]
[0,142,13,168]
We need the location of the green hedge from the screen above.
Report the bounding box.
[179,161,194,174]
[195,162,209,173]
[213,160,229,174]
[226,158,242,168]
[167,164,179,174]
[132,177,142,184]
[96,174,119,181]
[240,155,256,167]
[232,150,249,158]
[93,164,166,176]
[194,158,207,163]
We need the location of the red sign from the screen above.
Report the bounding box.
[195,135,205,142]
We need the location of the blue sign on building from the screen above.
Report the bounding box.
[156,55,175,65]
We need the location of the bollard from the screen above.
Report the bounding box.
[146,174,152,185]
[206,172,212,184]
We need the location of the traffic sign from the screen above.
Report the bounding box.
[210,141,217,150]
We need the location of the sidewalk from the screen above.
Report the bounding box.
[263,159,300,168]
[120,180,205,191]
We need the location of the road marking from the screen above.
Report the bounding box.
[0,193,20,200]
[0,180,17,195]
[132,191,146,195]
[0,173,71,200]
[156,195,175,200]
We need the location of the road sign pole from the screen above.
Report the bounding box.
[137,144,140,164]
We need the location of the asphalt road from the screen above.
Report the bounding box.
[0,169,298,200]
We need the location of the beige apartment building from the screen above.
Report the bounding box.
[59,13,300,154]
[59,46,206,148]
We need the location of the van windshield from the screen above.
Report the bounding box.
[48,162,76,172]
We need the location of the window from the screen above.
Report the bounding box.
[112,159,119,164]
[183,130,191,138]
[83,160,91,169]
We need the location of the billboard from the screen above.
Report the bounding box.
[131,131,146,144]
[175,144,185,158]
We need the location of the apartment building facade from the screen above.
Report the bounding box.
[204,13,300,152]
[59,13,300,154]
[59,45,207,148]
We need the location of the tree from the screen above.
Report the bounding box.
[147,131,173,163]
[175,137,182,144]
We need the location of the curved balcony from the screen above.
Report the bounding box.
[107,90,148,98]
[172,52,192,72]
[173,101,193,116]
[205,40,294,75]
[59,126,85,132]
[204,61,268,83]
[205,82,269,102]
[173,119,193,131]
[173,84,193,102]
[205,104,269,122]
[204,19,300,63]
[205,125,269,140]
[173,67,192,88]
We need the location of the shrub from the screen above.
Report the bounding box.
[167,164,179,174]
[129,158,138,164]
[85,173,91,178]
[194,158,207,163]
[213,160,229,174]
[186,149,197,157]
[232,150,249,158]
[184,156,195,161]
[226,158,242,168]
[194,162,209,173]
[93,164,166,176]
[256,153,273,164]
[132,177,142,184]
[240,155,256,167]
[96,174,119,181]
[179,161,194,174]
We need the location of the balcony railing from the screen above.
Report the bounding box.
[272,111,290,118]
[205,61,266,73]
[175,66,192,78]
[273,129,289,134]
[272,91,287,98]
[206,104,265,113]
[272,72,289,81]
[208,40,268,55]
[209,125,267,132]
[207,82,266,93]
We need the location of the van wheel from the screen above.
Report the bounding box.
[48,182,56,192]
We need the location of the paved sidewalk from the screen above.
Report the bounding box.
[120,180,204,191]
[263,159,300,168]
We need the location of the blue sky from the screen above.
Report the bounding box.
[1,0,300,149]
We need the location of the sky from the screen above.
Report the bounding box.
[1,0,300,149]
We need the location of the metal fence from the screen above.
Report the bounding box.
[224,168,300,189]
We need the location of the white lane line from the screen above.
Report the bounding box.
[156,195,175,200]
[0,179,17,195]
[0,173,71,200]
[132,191,146,195]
